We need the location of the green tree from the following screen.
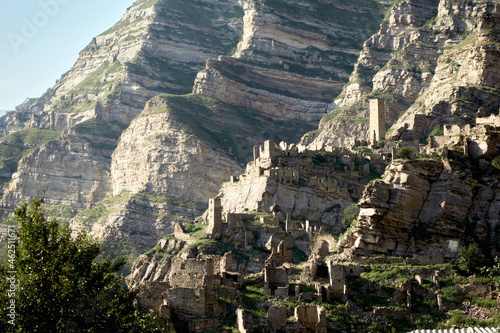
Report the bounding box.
[430,124,444,136]
[396,147,413,160]
[341,203,359,229]
[456,243,481,275]
[0,199,168,332]
[492,155,500,170]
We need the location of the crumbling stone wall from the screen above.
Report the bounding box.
[169,257,215,289]
[206,197,222,237]
[294,305,327,333]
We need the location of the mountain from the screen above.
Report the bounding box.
[0,0,387,264]
[302,0,500,148]
[1,0,500,331]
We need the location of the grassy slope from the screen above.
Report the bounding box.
[142,94,317,164]
[0,129,62,186]
[73,191,207,273]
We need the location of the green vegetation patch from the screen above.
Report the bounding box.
[132,192,207,211]
[72,118,127,140]
[135,0,160,10]
[48,99,97,114]
[362,266,411,285]
[240,276,267,318]
[42,204,79,220]
[140,94,315,164]
[319,98,372,127]
[0,128,61,145]
[77,191,133,226]
[323,91,398,129]
[430,124,444,136]
[291,246,308,263]
[67,61,123,97]
[445,312,500,329]
[0,128,62,173]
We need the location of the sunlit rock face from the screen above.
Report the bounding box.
[305,0,500,148]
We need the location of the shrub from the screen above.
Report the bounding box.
[492,155,500,170]
[430,124,444,136]
[184,223,196,233]
[396,147,413,160]
[480,256,500,277]
[456,244,481,274]
[341,203,359,229]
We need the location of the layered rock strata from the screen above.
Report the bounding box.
[390,2,500,141]
[110,95,245,202]
[2,130,114,210]
[193,0,385,124]
[341,156,500,258]
[69,191,206,266]
[305,0,500,148]
[16,0,244,120]
[0,0,245,214]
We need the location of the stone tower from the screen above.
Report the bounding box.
[369,99,386,145]
[206,197,222,237]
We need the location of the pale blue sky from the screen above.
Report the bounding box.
[0,0,136,111]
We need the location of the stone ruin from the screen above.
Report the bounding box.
[137,252,243,331]
[295,305,327,333]
[263,240,293,296]
[206,196,222,238]
[223,139,386,217]
[369,98,386,146]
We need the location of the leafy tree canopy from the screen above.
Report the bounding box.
[456,243,481,275]
[396,147,413,160]
[0,199,168,333]
[341,203,359,229]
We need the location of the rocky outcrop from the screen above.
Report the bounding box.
[15,0,244,121]
[219,140,386,227]
[341,158,500,258]
[0,0,383,216]
[390,2,500,141]
[193,57,331,124]
[2,130,113,210]
[110,96,244,202]
[69,191,206,266]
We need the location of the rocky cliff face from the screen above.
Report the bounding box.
[193,0,385,124]
[340,156,500,258]
[16,0,244,120]
[1,128,118,212]
[0,0,388,268]
[69,191,207,267]
[68,92,318,262]
[304,0,500,148]
[109,95,245,202]
[390,1,500,141]
[0,0,245,212]
[0,0,385,216]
